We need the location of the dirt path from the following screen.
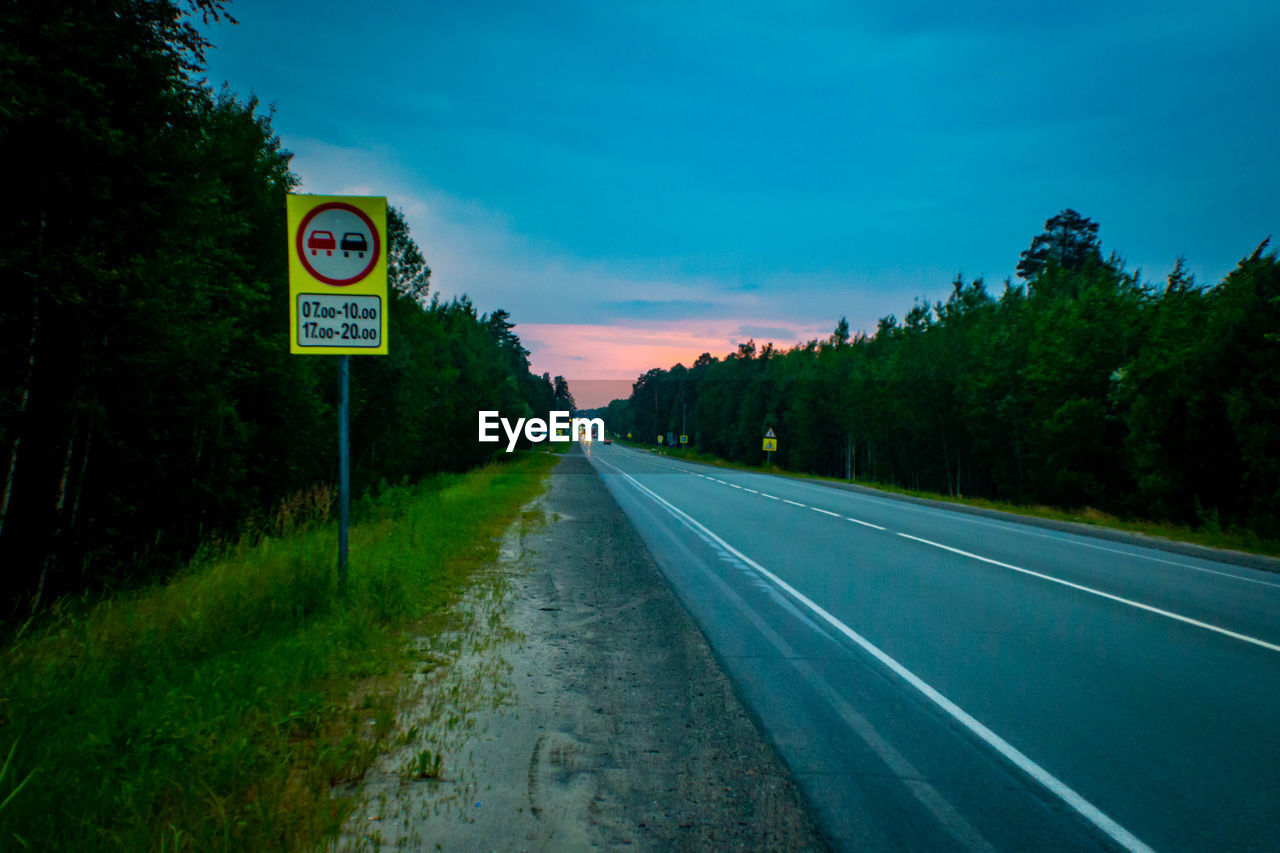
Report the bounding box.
[334,450,826,851]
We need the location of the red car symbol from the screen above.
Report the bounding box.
[308,230,336,256]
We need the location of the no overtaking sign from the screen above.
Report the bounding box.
[287,194,389,355]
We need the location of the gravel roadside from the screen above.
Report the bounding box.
[334,448,826,851]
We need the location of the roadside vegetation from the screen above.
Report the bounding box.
[0,6,577,847]
[0,0,574,620]
[0,451,555,851]
[604,212,1280,549]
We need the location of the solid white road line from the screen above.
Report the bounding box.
[897,532,1280,654]
[598,458,1155,853]
[690,539,997,853]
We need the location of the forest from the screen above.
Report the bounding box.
[603,210,1280,540]
[0,0,570,619]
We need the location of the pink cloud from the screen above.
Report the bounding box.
[519,319,831,407]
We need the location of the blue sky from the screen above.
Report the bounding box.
[202,0,1279,405]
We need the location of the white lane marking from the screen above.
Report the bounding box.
[743,488,759,494]
[778,475,1280,589]
[783,499,806,507]
[998,528,1280,589]
[621,451,1278,643]
[730,484,743,489]
[761,493,780,501]
[897,533,1280,654]
[689,543,997,853]
[600,460,1154,853]
[633,441,1275,590]
[811,507,840,517]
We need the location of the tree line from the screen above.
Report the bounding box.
[0,0,569,618]
[604,210,1279,539]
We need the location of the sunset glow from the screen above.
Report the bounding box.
[519,320,832,407]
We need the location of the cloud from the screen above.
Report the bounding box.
[521,318,832,407]
[281,137,961,396]
[600,300,720,320]
[735,324,797,340]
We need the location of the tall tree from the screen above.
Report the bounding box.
[1016,208,1103,280]
[386,206,431,302]
[553,375,576,412]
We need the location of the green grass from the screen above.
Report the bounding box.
[620,440,1280,560]
[0,452,557,851]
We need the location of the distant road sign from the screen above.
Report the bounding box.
[680,435,688,445]
[288,194,388,355]
[763,437,777,451]
[657,435,664,444]
[764,427,776,438]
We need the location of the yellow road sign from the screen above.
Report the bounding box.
[288,194,388,355]
[763,437,777,451]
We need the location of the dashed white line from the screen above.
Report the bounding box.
[897,533,1280,654]
[621,449,1277,654]
[757,466,1279,589]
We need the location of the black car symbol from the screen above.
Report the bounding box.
[340,233,368,258]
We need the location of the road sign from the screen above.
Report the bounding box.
[288,194,388,355]
[765,427,776,438]
[763,437,777,451]
[657,435,664,444]
[680,435,688,445]
[627,432,632,439]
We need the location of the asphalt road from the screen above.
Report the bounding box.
[584,442,1280,852]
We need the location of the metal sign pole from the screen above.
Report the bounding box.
[287,194,388,587]
[338,354,350,584]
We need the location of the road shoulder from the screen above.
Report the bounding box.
[334,449,826,851]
